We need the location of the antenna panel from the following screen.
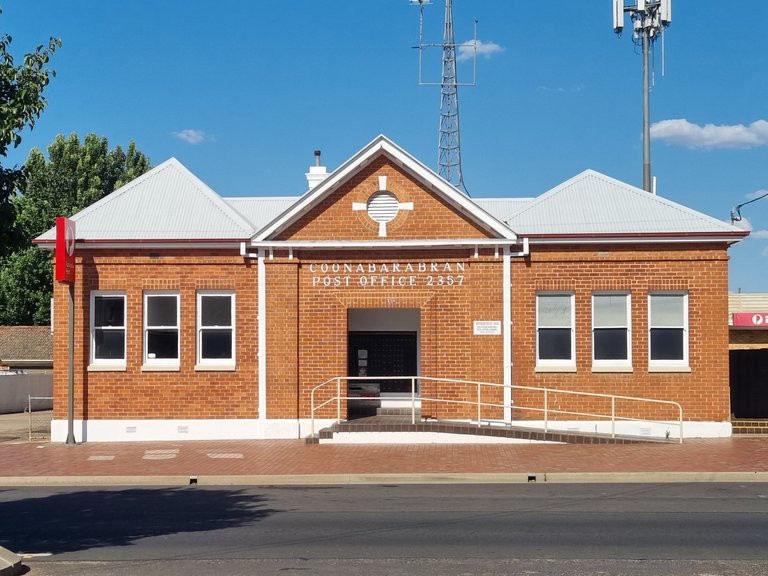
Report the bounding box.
[613,0,624,31]
[660,0,672,23]
[637,0,645,11]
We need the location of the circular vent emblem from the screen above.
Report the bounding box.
[366,191,400,224]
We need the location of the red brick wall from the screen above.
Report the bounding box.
[510,244,732,423]
[52,250,258,421]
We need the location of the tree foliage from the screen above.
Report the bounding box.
[0,134,151,325]
[0,29,61,255]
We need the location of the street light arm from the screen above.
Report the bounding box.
[731,190,768,223]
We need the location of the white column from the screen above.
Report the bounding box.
[503,246,512,422]
[257,249,267,426]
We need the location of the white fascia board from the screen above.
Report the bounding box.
[37,241,245,251]
[253,135,516,242]
[524,235,746,246]
[249,238,525,250]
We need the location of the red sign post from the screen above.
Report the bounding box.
[55,217,76,283]
[56,216,77,444]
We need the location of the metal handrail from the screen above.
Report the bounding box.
[310,376,684,443]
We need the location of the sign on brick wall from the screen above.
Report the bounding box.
[733,312,768,327]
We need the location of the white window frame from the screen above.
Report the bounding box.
[89,291,126,370]
[196,291,236,370]
[535,292,576,371]
[648,292,689,371]
[142,291,180,370]
[592,292,632,372]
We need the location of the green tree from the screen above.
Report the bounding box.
[0,134,151,325]
[0,28,61,257]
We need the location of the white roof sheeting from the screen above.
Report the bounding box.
[503,169,743,237]
[224,197,299,231]
[36,158,255,242]
[474,198,533,224]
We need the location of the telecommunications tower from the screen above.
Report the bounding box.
[613,0,672,193]
[411,0,477,194]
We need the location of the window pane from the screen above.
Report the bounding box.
[594,328,628,360]
[95,329,125,359]
[201,296,231,327]
[594,295,627,327]
[147,329,178,359]
[538,295,571,327]
[539,328,572,360]
[650,328,684,360]
[201,329,233,359]
[95,297,124,327]
[147,296,177,326]
[650,295,683,326]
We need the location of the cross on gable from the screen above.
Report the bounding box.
[352,175,414,237]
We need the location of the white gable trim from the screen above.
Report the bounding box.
[253,135,516,242]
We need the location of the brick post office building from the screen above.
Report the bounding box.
[36,136,748,442]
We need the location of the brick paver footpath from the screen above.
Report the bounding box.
[1,437,768,485]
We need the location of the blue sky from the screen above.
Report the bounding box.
[4,1,767,291]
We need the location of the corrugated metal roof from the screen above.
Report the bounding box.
[474,198,533,223]
[224,197,299,230]
[503,169,743,236]
[729,293,768,313]
[36,158,254,242]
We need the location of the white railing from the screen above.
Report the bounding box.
[310,376,684,443]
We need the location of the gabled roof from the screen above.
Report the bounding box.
[503,169,747,240]
[253,134,516,242]
[35,158,254,244]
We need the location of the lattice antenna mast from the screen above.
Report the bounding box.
[613,0,672,193]
[411,0,477,195]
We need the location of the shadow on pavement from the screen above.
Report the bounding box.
[0,487,278,554]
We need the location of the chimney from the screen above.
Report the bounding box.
[305,149,328,191]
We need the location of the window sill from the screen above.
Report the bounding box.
[649,365,691,373]
[195,363,236,372]
[592,365,633,373]
[535,365,577,373]
[88,364,126,372]
[141,364,180,372]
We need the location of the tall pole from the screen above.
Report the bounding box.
[66,283,76,445]
[642,26,652,192]
[614,0,671,194]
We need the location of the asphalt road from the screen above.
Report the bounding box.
[2,483,768,575]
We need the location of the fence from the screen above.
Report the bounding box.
[28,396,53,441]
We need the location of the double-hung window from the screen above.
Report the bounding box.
[592,293,631,370]
[143,292,180,369]
[648,293,688,369]
[196,291,235,369]
[91,292,126,368]
[536,293,575,369]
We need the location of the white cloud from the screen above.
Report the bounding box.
[650,119,768,149]
[752,230,768,239]
[747,189,768,200]
[173,129,207,145]
[457,40,504,62]
[537,83,584,94]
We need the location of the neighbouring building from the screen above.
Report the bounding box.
[729,293,768,425]
[0,326,53,373]
[34,136,748,442]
